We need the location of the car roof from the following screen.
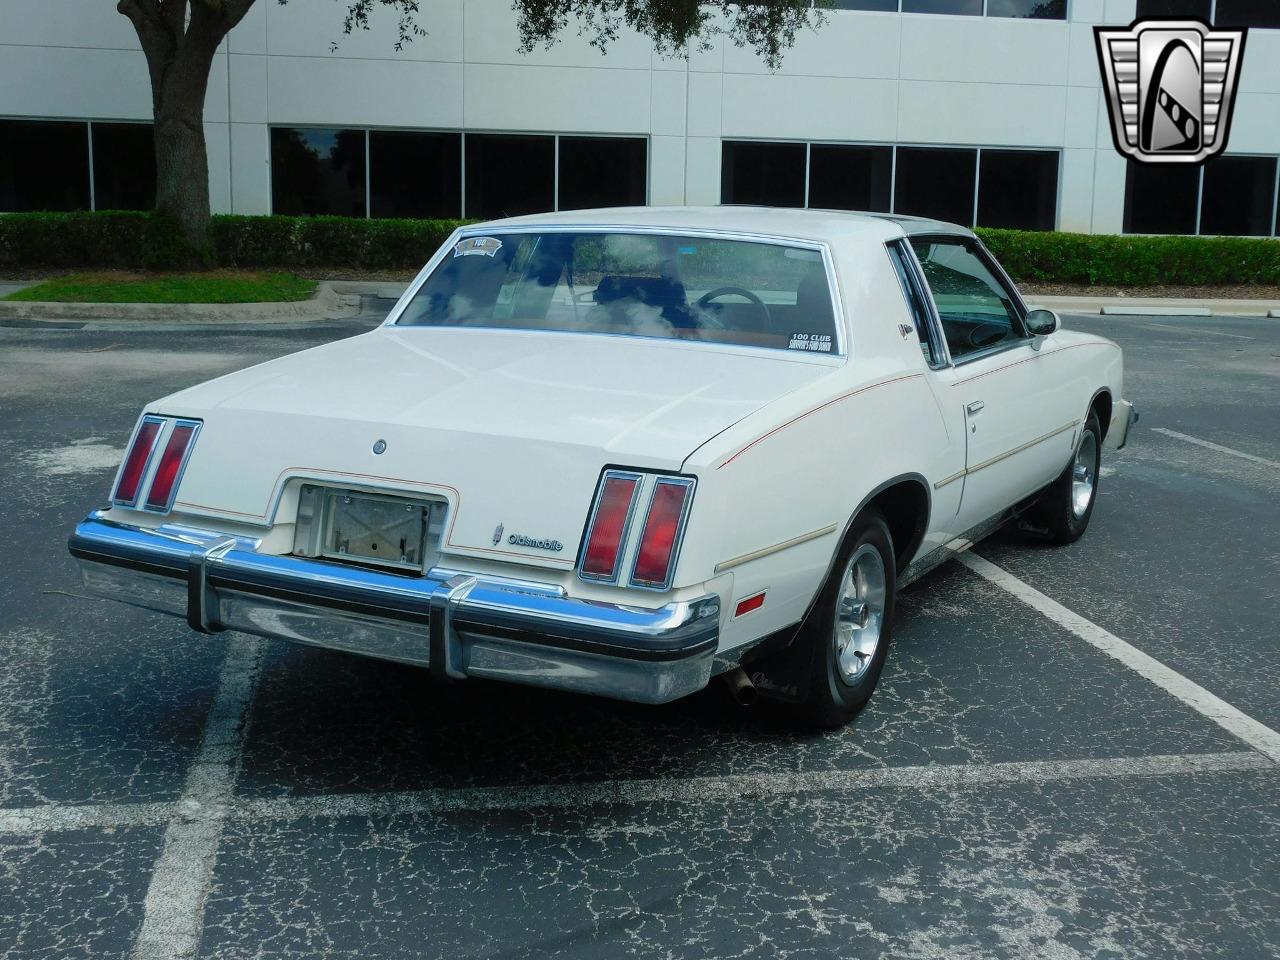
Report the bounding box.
[472,206,975,245]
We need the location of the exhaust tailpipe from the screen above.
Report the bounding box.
[722,667,757,707]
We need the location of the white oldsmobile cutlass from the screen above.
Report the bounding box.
[69,208,1135,727]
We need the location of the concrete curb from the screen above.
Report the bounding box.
[0,281,362,323]
[1029,294,1280,317]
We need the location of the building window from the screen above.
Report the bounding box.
[1134,0,1212,16]
[722,140,1058,229]
[558,137,647,210]
[721,141,806,207]
[92,123,156,211]
[1124,159,1280,236]
[1199,157,1278,236]
[808,144,892,212]
[895,147,978,226]
[1123,165,1200,234]
[464,133,555,220]
[901,0,982,15]
[368,131,460,219]
[826,0,898,10]
[0,120,90,212]
[985,0,1067,17]
[1216,1,1280,29]
[977,150,1058,230]
[271,127,367,217]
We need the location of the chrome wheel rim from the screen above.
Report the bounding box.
[833,544,887,686]
[1072,431,1098,519]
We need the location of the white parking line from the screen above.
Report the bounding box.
[959,553,1280,764]
[130,636,264,960]
[1151,427,1280,469]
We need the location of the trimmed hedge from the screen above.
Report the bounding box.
[976,227,1280,287]
[2,211,1278,285]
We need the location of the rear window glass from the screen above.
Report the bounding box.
[396,231,839,354]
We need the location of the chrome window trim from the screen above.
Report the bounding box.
[139,418,203,516]
[884,238,950,370]
[628,475,697,592]
[576,469,644,585]
[111,414,166,509]
[386,224,849,360]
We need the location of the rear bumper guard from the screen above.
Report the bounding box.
[68,512,719,704]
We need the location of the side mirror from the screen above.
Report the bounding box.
[1025,308,1060,339]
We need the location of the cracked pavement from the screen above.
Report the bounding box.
[0,309,1277,959]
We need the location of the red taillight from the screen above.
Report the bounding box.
[580,472,640,580]
[113,418,162,505]
[144,422,197,512]
[630,478,693,588]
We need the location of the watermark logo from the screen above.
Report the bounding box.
[1095,19,1246,165]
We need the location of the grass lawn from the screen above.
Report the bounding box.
[3,270,317,304]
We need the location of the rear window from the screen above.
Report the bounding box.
[395,231,839,354]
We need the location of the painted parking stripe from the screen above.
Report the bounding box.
[959,552,1280,764]
[0,752,1270,837]
[130,636,264,960]
[1151,427,1280,469]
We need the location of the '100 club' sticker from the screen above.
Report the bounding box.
[789,333,833,352]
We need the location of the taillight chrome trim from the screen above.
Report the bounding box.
[628,476,696,592]
[141,419,202,514]
[576,469,643,585]
[111,415,203,515]
[111,415,166,508]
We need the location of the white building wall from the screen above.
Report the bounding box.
[2,0,1279,231]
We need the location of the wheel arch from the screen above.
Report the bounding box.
[822,472,931,591]
[1089,388,1113,442]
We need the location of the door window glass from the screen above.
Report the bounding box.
[908,238,1022,360]
[886,241,942,366]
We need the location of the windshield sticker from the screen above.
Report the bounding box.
[453,236,503,258]
[678,245,698,255]
[788,333,833,353]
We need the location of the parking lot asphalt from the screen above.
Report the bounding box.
[0,310,1277,959]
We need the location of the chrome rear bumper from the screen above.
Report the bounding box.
[68,512,719,704]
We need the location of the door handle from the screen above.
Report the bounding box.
[966,401,985,415]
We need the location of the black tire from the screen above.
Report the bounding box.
[793,513,897,729]
[1033,410,1101,545]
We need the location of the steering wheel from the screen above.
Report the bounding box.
[695,286,771,331]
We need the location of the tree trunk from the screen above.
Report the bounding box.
[154,80,213,257]
[119,0,251,263]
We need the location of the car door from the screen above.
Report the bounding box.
[907,235,1079,534]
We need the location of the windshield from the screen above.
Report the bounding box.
[396,231,839,354]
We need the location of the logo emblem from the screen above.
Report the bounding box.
[1095,19,1246,165]
[371,439,386,455]
[508,534,564,553]
[492,523,504,546]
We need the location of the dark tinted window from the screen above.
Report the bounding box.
[558,137,647,210]
[1134,0,1211,16]
[829,0,898,9]
[1215,1,1280,29]
[1200,157,1277,236]
[0,120,90,212]
[808,144,892,212]
[465,134,554,219]
[369,131,460,219]
[902,0,982,13]
[894,147,978,226]
[270,127,367,217]
[92,123,156,211]
[1123,163,1199,234]
[985,0,1066,17]
[977,150,1058,230]
[721,141,806,207]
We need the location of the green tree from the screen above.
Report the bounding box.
[116,0,818,262]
